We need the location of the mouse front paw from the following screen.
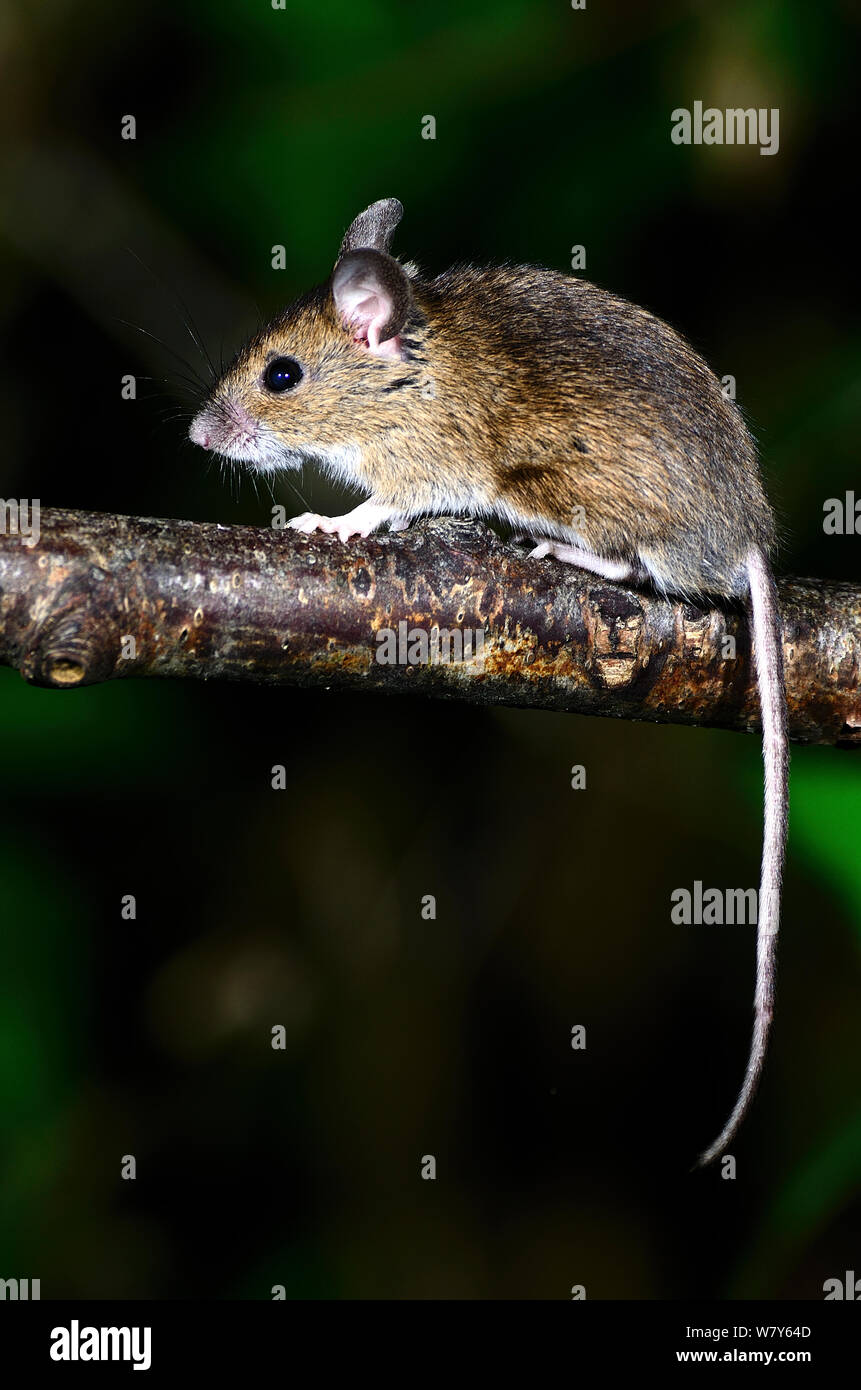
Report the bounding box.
[288,511,338,535]
[287,511,370,542]
[288,502,405,543]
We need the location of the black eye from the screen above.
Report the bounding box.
[263,357,303,393]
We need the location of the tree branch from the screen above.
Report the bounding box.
[1,508,858,747]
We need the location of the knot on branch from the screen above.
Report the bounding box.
[20,578,121,689]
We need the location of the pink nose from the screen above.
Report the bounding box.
[189,413,212,449]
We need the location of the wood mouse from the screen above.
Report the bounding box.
[189,197,788,1168]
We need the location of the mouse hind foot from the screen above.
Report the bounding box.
[529,539,636,583]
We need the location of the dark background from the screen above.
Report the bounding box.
[1,0,859,1299]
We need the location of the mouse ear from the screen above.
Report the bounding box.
[332,248,413,358]
[339,198,403,257]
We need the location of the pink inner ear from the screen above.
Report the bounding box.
[366,323,402,358]
[349,292,383,344]
[335,275,402,358]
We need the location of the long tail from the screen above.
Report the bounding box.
[694,546,789,1168]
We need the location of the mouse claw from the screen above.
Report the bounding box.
[288,512,336,535]
[288,502,399,542]
[286,512,373,541]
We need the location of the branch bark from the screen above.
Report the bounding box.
[1,508,858,747]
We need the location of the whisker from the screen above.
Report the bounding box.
[115,317,209,393]
[124,247,218,385]
[137,373,200,396]
[282,473,312,513]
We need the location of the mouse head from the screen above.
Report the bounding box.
[188,198,426,472]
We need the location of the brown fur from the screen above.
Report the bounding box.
[197,205,775,599]
[190,200,789,1168]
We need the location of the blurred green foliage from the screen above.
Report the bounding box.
[1,0,859,1298]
